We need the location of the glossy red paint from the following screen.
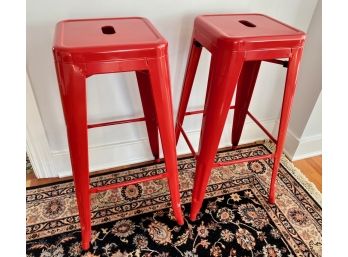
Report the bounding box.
[87,117,146,129]
[89,173,167,194]
[175,14,305,221]
[53,17,184,250]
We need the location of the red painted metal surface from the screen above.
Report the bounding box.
[175,39,202,143]
[247,111,277,144]
[175,14,305,221]
[53,17,184,250]
[184,105,235,117]
[178,125,197,158]
[90,173,167,194]
[88,117,146,129]
[232,61,261,147]
[213,153,274,168]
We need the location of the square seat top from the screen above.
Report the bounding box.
[53,17,166,55]
[194,14,305,50]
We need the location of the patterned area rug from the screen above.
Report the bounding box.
[26,142,322,257]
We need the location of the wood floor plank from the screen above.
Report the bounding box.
[293,156,322,192]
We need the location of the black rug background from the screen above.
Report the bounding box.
[27,190,294,257]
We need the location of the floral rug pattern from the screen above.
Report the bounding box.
[26,142,322,257]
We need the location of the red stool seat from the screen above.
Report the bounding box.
[53,17,184,250]
[175,14,305,221]
[54,17,168,61]
[195,14,304,51]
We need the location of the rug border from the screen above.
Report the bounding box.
[26,142,322,246]
[26,141,322,208]
[26,143,258,190]
[263,140,322,207]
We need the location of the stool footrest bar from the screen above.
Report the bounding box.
[185,110,204,116]
[213,153,274,167]
[178,107,277,164]
[88,117,146,129]
[90,173,167,194]
[178,125,197,158]
[247,111,277,144]
[185,106,235,116]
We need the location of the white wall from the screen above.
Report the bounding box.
[27,0,320,177]
[302,93,322,138]
[286,92,322,160]
[285,0,322,160]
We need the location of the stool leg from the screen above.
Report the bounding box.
[147,56,184,225]
[190,51,245,221]
[175,39,202,143]
[60,64,91,250]
[269,48,303,204]
[232,61,261,147]
[136,71,160,161]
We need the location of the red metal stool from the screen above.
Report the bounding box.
[175,14,305,221]
[53,17,184,250]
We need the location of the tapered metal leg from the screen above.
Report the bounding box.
[232,61,261,147]
[59,63,91,250]
[190,50,245,221]
[147,56,184,225]
[136,71,160,161]
[269,48,303,204]
[175,39,202,143]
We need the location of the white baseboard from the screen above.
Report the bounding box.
[53,138,155,178]
[55,118,278,177]
[285,129,322,161]
[39,115,321,178]
[293,134,322,160]
[26,74,57,178]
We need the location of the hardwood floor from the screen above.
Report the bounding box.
[26,171,72,188]
[25,159,160,188]
[294,155,322,192]
[27,155,322,192]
